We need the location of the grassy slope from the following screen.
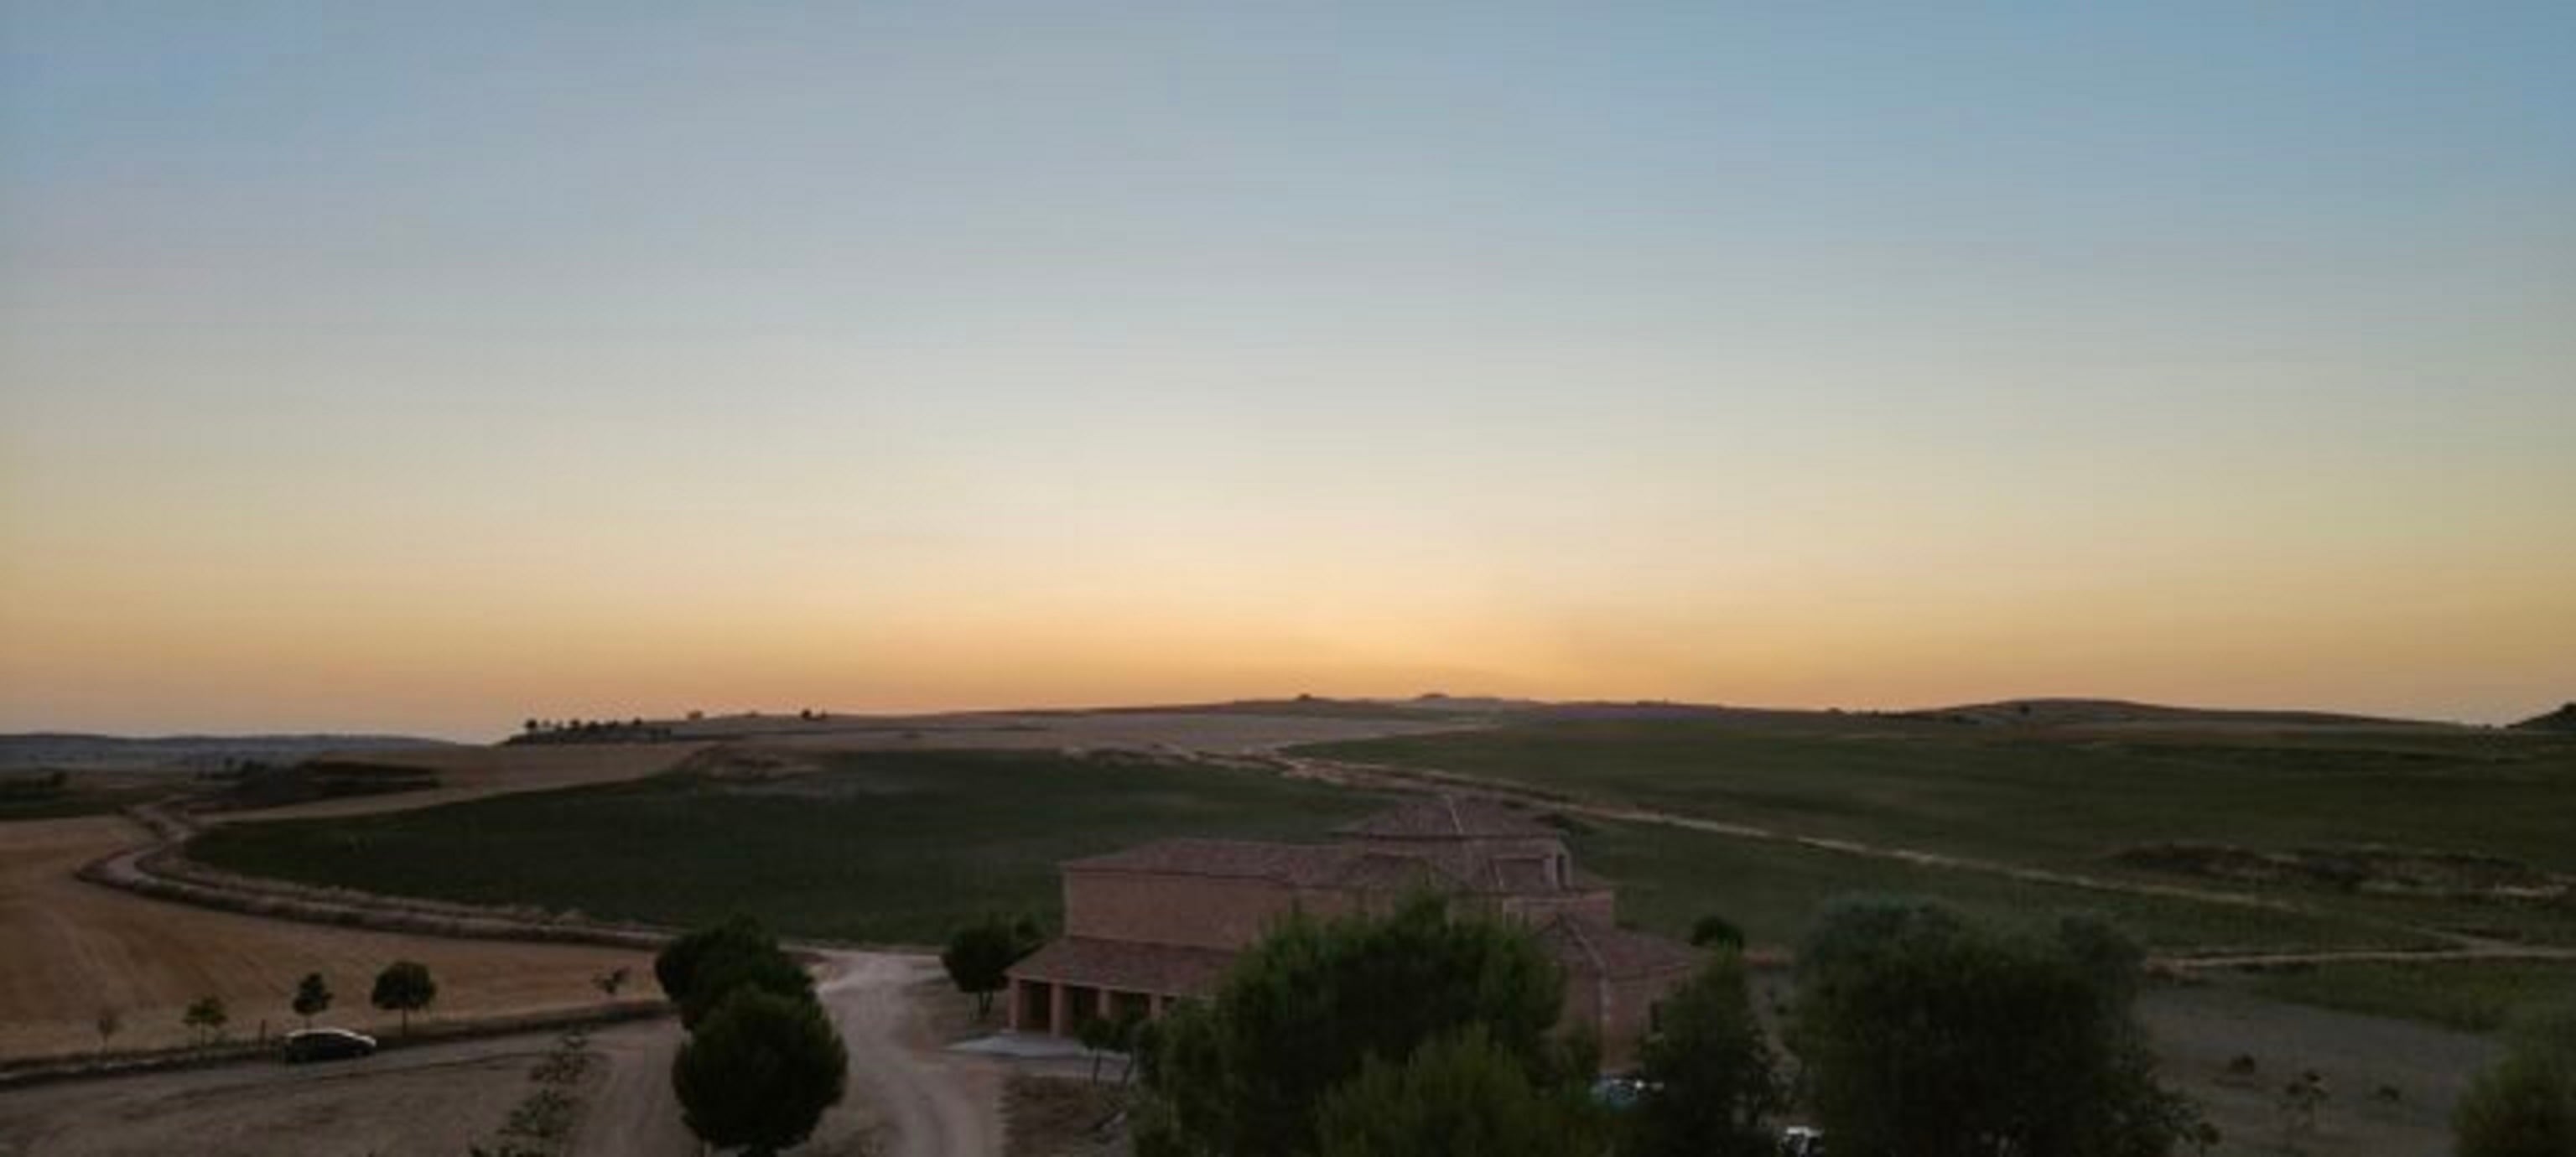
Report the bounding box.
[1572,818,2411,954]
[1301,719,2576,942]
[0,782,170,821]
[191,750,1389,945]
[2244,961,2576,1034]
[194,742,2407,957]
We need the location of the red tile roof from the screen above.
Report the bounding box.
[1062,838,1360,885]
[1334,795,1563,840]
[1537,918,1703,979]
[1008,937,1239,995]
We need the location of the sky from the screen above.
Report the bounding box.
[3,3,2571,739]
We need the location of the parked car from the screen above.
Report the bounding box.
[1779,1125,1826,1156]
[1588,1074,1656,1109]
[282,1027,378,1063]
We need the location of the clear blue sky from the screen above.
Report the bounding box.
[3,3,2570,735]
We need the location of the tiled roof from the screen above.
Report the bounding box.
[1007,937,1239,996]
[1062,838,1358,885]
[1537,918,1703,979]
[1334,795,1563,840]
[1064,836,1595,898]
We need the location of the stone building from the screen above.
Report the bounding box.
[1004,794,1700,1064]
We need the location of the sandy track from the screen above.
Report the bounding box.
[0,1029,570,1156]
[0,814,655,1061]
[568,952,1002,1157]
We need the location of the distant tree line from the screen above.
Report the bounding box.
[510,718,678,745]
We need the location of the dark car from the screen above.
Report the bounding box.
[282,1027,378,1063]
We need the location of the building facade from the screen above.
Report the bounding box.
[1005,795,1701,1065]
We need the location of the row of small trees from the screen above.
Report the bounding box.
[653,916,850,1157]
[131,960,439,1050]
[1115,894,2214,1157]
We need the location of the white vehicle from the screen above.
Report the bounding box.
[282,1027,378,1063]
[1779,1126,1826,1156]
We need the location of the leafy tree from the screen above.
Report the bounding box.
[292,972,333,1027]
[1690,913,1747,951]
[679,941,815,1030]
[371,960,437,1034]
[655,915,815,1028]
[672,987,849,1157]
[182,994,229,1045]
[1626,952,1784,1157]
[1078,1014,1116,1083]
[1789,899,2199,1157]
[2455,1005,2576,1157]
[941,915,1040,1019]
[1132,894,1573,1157]
[95,1006,121,1051]
[656,913,776,1004]
[1314,1026,1606,1157]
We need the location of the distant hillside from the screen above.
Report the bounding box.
[0,733,456,772]
[2513,703,2576,734]
[1904,698,2433,729]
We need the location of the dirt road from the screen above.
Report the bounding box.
[569,951,1002,1157]
[0,950,1001,1157]
[0,814,655,1060]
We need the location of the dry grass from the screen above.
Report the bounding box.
[0,814,656,1061]
[212,740,707,822]
[1005,1073,1129,1157]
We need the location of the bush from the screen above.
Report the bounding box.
[943,914,1042,1019]
[1315,1026,1605,1157]
[1133,894,1575,1157]
[1626,952,1784,1157]
[672,987,849,1157]
[654,914,813,1029]
[1789,899,2200,1157]
[2455,1005,2576,1157]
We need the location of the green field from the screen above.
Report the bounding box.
[1570,817,2418,954]
[2242,960,2576,1034]
[0,773,171,821]
[1299,719,2576,947]
[192,750,1391,945]
[191,743,2418,956]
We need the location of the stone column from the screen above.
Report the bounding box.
[1049,981,1069,1036]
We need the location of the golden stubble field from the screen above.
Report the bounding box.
[0,813,657,1060]
[0,744,709,1063]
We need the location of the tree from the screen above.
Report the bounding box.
[656,914,776,1004]
[1314,1026,1606,1157]
[292,972,333,1027]
[2455,1005,2576,1157]
[1789,899,2200,1157]
[1690,913,1747,951]
[942,915,1041,1019]
[1625,952,1785,1157]
[679,941,815,1030]
[95,1006,122,1051]
[1078,1014,1116,1083]
[671,987,849,1157]
[1132,894,1575,1157]
[371,960,437,1034]
[656,915,815,1029]
[182,995,229,1045]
